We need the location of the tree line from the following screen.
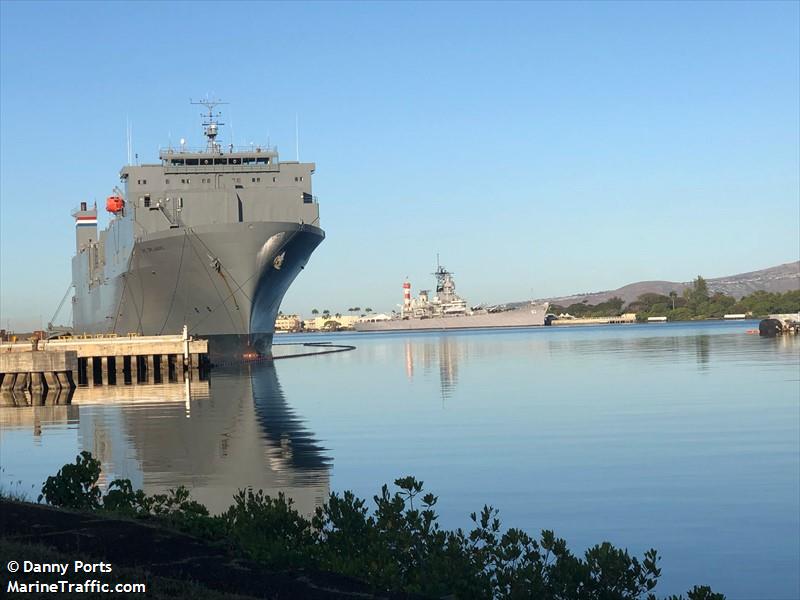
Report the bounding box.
[549,277,800,321]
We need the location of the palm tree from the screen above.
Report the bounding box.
[668,291,677,310]
[365,307,373,313]
[311,308,319,315]
[323,309,330,316]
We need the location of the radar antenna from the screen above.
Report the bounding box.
[190,98,228,153]
[432,255,454,294]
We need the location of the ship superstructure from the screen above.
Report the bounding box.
[356,261,549,332]
[402,264,469,318]
[71,101,325,358]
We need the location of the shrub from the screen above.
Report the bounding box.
[37,454,725,600]
[38,451,102,510]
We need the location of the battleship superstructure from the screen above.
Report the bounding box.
[71,101,324,358]
[355,262,550,331]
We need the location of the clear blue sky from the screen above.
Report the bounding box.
[1,1,798,329]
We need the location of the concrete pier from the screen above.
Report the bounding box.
[0,332,208,396]
[0,349,77,406]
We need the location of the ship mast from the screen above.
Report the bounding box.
[190,98,228,153]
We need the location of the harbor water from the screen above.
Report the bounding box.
[1,321,798,598]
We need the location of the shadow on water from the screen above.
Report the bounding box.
[249,362,332,482]
[115,362,332,515]
[0,363,331,516]
[695,335,710,369]
[544,327,796,371]
[0,386,74,409]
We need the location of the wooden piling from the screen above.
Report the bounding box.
[130,356,140,384]
[146,355,155,384]
[13,373,29,391]
[114,355,125,385]
[100,357,109,386]
[43,371,60,391]
[159,354,169,383]
[30,372,45,393]
[86,357,95,387]
[174,354,185,382]
[56,371,72,390]
[1,373,15,392]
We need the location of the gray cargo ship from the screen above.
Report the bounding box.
[71,101,324,359]
[354,263,550,332]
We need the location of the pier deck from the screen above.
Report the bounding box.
[0,332,208,402]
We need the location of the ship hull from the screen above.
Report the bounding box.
[72,222,324,359]
[354,304,550,332]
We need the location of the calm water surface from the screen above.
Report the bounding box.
[1,321,798,598]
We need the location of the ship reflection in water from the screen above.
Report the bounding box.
[0,363,330,516]
[403,338,461,402]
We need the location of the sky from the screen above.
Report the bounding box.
[1,0,798,329]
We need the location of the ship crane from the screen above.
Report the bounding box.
[47,283,74,334]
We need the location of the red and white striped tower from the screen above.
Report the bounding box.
[403,280,412,314]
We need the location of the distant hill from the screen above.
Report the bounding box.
[535,261,800,307]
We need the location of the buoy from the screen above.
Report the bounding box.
[105,195,125,213]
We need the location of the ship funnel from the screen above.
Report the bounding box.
[73,202,97,251]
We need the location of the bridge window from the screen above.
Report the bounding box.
[170,159,184,166]
[185,159,199,166]
[214,158,228,165]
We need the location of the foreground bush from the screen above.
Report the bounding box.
[36,452,724,600]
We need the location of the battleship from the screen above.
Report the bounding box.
[70,101,324,359]
[354,262,550,331]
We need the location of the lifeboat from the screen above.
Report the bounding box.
[106,195,125,213]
